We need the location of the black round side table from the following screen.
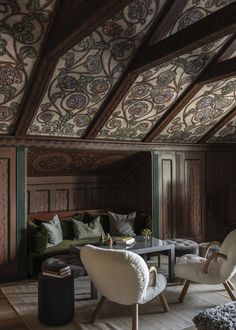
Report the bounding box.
[38,273,74,325]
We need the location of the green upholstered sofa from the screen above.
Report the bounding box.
[27,209,152,276]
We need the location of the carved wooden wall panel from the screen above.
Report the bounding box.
[27,177,126,213]
[0,148,17,278]
[55,189,69,211]
[72,188,87,210]
[122,154,152,213]
[154,151,205,241]
[175,153,205,241]
[0,159,9,264]
[27,153,152,215]
[180,153,205,241]
[107,186,122,209]
[157,153,176,239]
[35,190,50,212]
[91,187,105,209]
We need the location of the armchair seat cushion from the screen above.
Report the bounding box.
[175,254,223,284]
[140,272,167,304]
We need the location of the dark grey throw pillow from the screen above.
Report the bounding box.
[108,211,136,236]
[72,216,105,239]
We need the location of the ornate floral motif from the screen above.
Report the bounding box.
[28,150,135,176]
[0,0,56,134]
[154,77,236,144]
[208,117,236,143]
[28,0,159,137]
[97,38,227,141]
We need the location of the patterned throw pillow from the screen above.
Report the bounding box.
[108,211,136,236]
[42,214,63,247]
[72,216,105,239]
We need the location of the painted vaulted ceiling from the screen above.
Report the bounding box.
[1,0,236,152]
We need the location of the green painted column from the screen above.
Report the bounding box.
[152,151,159,238]
[16,146,27,276]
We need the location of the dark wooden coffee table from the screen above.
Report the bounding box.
[70,236,175,282]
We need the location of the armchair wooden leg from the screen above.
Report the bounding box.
[159,292,169,312]
[227,280,235,291]
[223,282,236,301]
[132,304,139,330]
[179,280,190,303]
[91,296,106,323]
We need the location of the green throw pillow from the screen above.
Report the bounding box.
[27,221,48,253]
[61,214,84,239]
[72,216,105,239]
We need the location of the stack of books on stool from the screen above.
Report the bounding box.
[42,260,71,278]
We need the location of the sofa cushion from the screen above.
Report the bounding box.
[42,214,63,247]
[72,216,105,239]
[84,212,110,234]
[60,214,83,239]
[27,221,48,253]
[108,211,136,236]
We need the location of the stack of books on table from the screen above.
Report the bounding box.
[42,260,71,278]
[115,236,135,246]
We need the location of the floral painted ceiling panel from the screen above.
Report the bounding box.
[97,37,227,141]
[150,0,236,44]
[0,0,57,134]
[207,116,236,143]
[153,77,236,144]
[28,0,161,138]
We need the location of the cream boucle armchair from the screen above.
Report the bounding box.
[81,244,168,330]
[175,230,236,303]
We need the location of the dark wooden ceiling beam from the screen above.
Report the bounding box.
[14,0,132,137]
[84,73,136,139]
[198,107,236,144]
[144,84,202,142]
[43,0,132,60]
[147,0,188,45]
[129,2,236,74]
[198,57,236,85]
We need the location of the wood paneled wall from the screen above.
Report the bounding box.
[27,153,152,215]
[154,150,236,242]
[0,148,17,278]
[206,152,236,241]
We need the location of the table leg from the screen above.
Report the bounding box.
[168,248,175,282]
[141,253,148,262]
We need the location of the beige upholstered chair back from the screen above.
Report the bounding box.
[219,229,236,280]
[81,245,150,305]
